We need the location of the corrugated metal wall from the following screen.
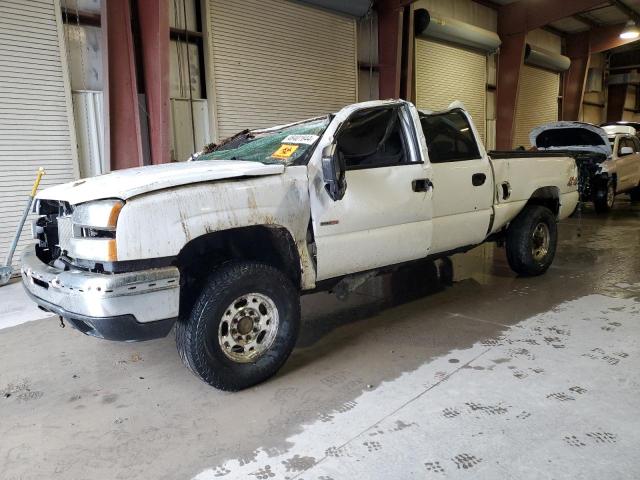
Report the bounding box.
[414,38,487,143]
[582,104,604,125]
[513,65,560,148]
[72,91,105,177]
[170,98,210,161]
[0,0,77,272]
[206,0,357,140]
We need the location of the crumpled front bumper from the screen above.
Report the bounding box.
[21,246,180,342]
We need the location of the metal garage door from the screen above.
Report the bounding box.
[0,0,77,273]
[513,65,559,148]
[415,38,486,143]
[206,0,358,140]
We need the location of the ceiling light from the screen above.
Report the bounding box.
[620,20,640,40]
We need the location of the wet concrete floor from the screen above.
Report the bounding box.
[1,198,639,479]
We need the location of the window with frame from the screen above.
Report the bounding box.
[419,110,481,163]
[619,136,635,155]
[632,136,640,152]
[336,107,410,170]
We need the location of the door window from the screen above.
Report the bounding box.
[336,107,410,170]
[419,110,481,163]
[632,136,640,152]
[618,137,635,155]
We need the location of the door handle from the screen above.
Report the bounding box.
[472,173,486,186]
[412,178,433,192]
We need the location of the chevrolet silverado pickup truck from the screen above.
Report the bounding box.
[530,122,640,212]
[22,100,578,390]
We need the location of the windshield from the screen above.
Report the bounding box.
[197,117,330,166]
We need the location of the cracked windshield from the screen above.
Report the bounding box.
[197,117,330,166]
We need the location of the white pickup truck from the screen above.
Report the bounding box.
[530,122,640,212]
[22,100,578,390]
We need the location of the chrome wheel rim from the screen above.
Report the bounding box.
[218,293,279,363]
[607,184,615,208]
[531,222,550,262]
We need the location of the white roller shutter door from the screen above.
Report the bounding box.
[206,0,358,140]
[415,38,487,143]
[0,0,77,272]
[513,65,559,148]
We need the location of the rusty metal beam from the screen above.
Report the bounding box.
[498,0,609,36]
[102,0,143,171]
[607,83,627,121]
[401,5,415,101]
[495,32,526,149]
[137,0,170,165]
[562,32,591,120]
[377,3,404,99]
[590,22,639,52]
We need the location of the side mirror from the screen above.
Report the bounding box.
[620,146,634,156]
[321,143,347,201]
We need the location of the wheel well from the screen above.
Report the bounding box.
[176,225,301,317]
[526,186,560,217]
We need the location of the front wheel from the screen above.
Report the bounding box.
[505,205,558,277]
[176,261,300,391]
[594,180,615,213]
[630,186,640,202]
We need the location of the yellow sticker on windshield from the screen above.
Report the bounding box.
[271,144,299,159]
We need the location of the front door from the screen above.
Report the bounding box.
[418,108,494,254]
[617,136,640,192]
[309,104,434,281]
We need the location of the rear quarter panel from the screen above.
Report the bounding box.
[490,155,578,233]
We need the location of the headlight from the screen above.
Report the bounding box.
[72,199,123,230]
[68,199,124,262]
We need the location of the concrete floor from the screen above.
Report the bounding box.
[1,199,639,480]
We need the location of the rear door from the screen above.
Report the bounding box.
[309,103,434,281]
[616,136,638,192]
[631,137,640,189]
[419,108,493,254]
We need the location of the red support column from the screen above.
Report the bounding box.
[562,32,590,121]
[378,5,404,99]
[102,0,143,170]
[137,0,170,165]
[495,32,526,150]
[606,84,627,122]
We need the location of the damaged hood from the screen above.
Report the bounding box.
[37,160,285,205]
[530,121,611,157]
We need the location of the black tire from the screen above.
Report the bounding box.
[594,180,615,213]
[505,205,558,277]
[630,187,640,202]
[176,261,300,391]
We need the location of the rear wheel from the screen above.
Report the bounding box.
[594,180,615,213]
[630,186,640,202]
[505,205,558,277]
[176,261,300,391]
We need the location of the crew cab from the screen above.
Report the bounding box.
[531,122,640,212]
[22,100,579,390]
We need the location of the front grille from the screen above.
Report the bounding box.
[56,215,73,252]
[34,200,74,264]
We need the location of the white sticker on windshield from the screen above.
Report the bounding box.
[282,134,319,145]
